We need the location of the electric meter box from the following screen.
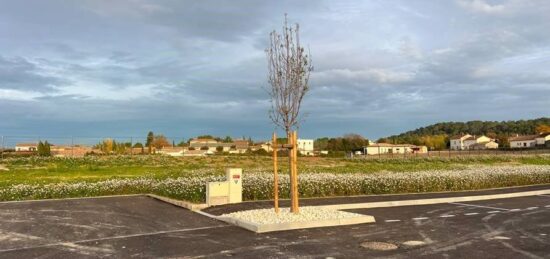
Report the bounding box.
[226,168,242,203]
[206,168,242,206]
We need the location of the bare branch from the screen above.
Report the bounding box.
[265,14,313,134]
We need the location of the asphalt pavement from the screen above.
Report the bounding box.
[0,188,549,258]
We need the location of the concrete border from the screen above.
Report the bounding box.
[318,189,550,210]
[145,194,208,211]
[229,183,550,204]
[214,214,376,233]
[197,187,549,233]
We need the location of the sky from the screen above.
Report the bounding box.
[1,0,549,143]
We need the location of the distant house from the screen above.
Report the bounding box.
[258,142,272,152]
[183,149,208,157]
[231,140,249,154]
[249,141,272,152]
[297,139,314,156]
[15,143,38,152]
[450,134,472,150]
[537,133,550,146]
[189,138,218,150]
[450,134,497,150]
[189,138,225,153]
[157,147,184,157]
[509,133,550,148]
[363,143,427,155]
[469,141,499,150]
[186,138,250,155]
[50,145,91,157]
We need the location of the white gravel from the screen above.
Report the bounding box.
[221,206,365,225]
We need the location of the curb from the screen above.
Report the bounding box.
[146,194,208,211]
[215,214,376,233]
[318,189,550,210]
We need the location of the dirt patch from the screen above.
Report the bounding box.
[0,164,9,171]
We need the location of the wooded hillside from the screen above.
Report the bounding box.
[379,117,550,149]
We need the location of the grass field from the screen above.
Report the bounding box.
[1,155,549,202]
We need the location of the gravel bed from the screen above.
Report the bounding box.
[221,206,365,225]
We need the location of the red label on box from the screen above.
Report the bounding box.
[232,175,240,179]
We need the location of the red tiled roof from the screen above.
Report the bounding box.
[450,134,468,140]
[509,135,538,141]
[15,143,37,147]
[369,143,421,148]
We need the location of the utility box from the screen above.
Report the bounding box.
[226,168,242,203]
[206,181,229,206]
[206,168,242,206]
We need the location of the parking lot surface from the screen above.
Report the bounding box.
[0,193,549,258]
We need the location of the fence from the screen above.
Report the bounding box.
[0,135,188,159]
[350,147,550,160]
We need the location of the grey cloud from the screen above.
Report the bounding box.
[81,0,325,42]
[0,56,66,92]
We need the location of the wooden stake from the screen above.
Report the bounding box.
[272,132,279,214]
[292,130,299,213]
[287,132,295,212]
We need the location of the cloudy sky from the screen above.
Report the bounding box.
[1,0,549,142]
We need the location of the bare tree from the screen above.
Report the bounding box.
[266,14,313,135]
[266,15,312,213]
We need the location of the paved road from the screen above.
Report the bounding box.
[0,194,549,258]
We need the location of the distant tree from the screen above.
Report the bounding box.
[112,139,118,152]
[146,131,154,154]
[536,124,550,134]
[133,142,143,148]
[172,140,175,147]
[152,135,170,149]
[37,141,44,156]
[200,146,209,151]
[377,138,389,143]
[44,141,51,156]
[113,140,127,154]
[176,141,187,147]
[420,134,447,150]
[99,138,114,154]
[252,148,269,156]
[37,141,51,156]
[216,146,224,152]
[223,136,233,143]
[496,134,510,148]
[314,137,329,151]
